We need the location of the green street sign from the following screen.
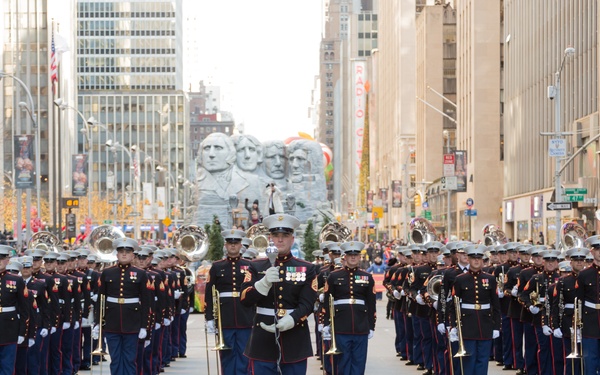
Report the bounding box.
[410,212,416,218]
[565,188,588,195]
[424,211,432,220]
[565,195,584,202]
[103,220,113,224]
[374,218,380,224]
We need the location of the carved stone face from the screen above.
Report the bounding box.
[263,144,286,179]
[201,136,231,172]
[236,137,260,172]
[289,148,308,177]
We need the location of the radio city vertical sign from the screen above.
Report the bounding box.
[353,61,366,179]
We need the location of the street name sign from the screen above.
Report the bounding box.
[565,188,588,195]
[546,202,572,211]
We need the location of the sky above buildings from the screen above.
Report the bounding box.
[189,1,323,142]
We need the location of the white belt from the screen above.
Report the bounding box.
[256,307,294,317]
[584,301,600,309]
[219,292,240,298]
[0,306,16,313]
[70,298,75,303]
[58,299,65,304]
[106,297,140,304]
[538,297,546,303]
[565,303,575,309]
[333,299,365,305]
[461,303,491,310]
[155,296,158,301]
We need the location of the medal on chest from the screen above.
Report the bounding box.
[285,267,307,282]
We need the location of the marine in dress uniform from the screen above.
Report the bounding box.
[552,248,587,375]
[392,249,415,363]
[94,238,152,375]
[149,250,172,375]
[402,245,426,367]
[575,235,600,374]
[176,257,195,359]
[322,241,376,375]
[0,246,30,375]
[30,248,56,375]
[319,241,343,375]
[519,250,560,375]
[240,214,318,375]
[67,250,91,373]
[383,246,406,358]
[450,244,501,374]
[9,259,34,375]
[75,248,95,371]
[204,229,255,375]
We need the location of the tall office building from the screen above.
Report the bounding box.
[76,0,189,232]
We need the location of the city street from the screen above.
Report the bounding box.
[138,299,507,374]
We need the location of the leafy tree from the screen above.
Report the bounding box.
[207,215,224,261]
[302,220,319,261]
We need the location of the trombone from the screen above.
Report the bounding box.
[211,286,230,351]
[567,297,582,359]
[91,294,108,357]
[453,296,470,358]
[325,295,342,356]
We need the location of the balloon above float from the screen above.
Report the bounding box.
[284,132,333,182]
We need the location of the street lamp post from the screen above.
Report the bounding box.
[443,130,452,240]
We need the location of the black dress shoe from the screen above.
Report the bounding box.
[170,357,177,361]
[92,362,99,366]
[497,361,505,366]
[502,365,513,370]
[422,370,433,375]
[417,364,425,371]
[515,369,526,375]
[405,360,416,366]
[399,356,407,361]
[179,354,187,358]
[79,365,91,371]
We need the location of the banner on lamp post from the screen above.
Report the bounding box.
[454,150,468,192]
[14,135,36,189]
[366,190,374,213]
[72,154,88,197]
[379,188,389,213]
[392,180,402,208]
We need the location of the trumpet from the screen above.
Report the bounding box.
[453,296,470,357]
[211,286,230,351]
[91,295,108,356]
[325,295,342,355]
[529,282,544,307]
[566,297,582,359]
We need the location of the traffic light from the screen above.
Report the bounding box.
[414,193,421,207]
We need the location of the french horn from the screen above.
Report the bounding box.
[482,224,507,246]
[172,225,209,262]
[409,218,437,245]
[318,222,352,243]
[88,225,125,262]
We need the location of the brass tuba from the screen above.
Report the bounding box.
[409,218,437,245]
[561,222,587,251]
[426,275,444,301]
[482,224,508,246]
[319,222,352,243]
[28,231,63,252]
[172,225,209,262]
[88,225,125,262]
[246,224,270,252]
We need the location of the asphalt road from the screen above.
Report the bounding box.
[99,300,509,374]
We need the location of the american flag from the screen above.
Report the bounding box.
[50,30,58,94]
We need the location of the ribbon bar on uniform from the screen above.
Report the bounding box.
[461,303,491,310]
[584,301,600,309]
[333,299,365,305]
[106,297,140,304]
[256,307,295,316]
[0,306,16,313]
[219,292,240,298]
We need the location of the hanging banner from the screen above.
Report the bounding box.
[14,135,35,189]
[72,154,88,197]
[379,188,389,212]
[353,61,367,183]
[454,150,468,192]
[366,190,374,213]
[392,180,402,208]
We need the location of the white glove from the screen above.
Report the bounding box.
[138,328,147,340]
[82,318,89,326]
[189,307,194,313]
[174,290,182,299]
[322,326,331,341]
[276,315,295,332]
[318,323,324,332]
[449,328,458,342]
[74,321,80,330]
[400,289,406,297]
[542,325,552,336]
[92,325,99,340]
[553,328,563,338]
[181,309,186,315]
[155,323,161,330]
[511,285,519,297]
[437,323,446,335]
[497,288,504,298]
[206,320,215,334]
[17,336,24,345]
[393,290,401,299]
[40,328,48,338]
[163,318,171,327]
[416,294,425,305]
[254,267,281,295]
[493,330,500,339]
[368,330,374,339]
[319,293,324,303]
[90,293,98,303]
[529,305,540,315]
[570,327,582,343]
[62,322,71,330]
[433,301,438,310]
[144,340,151,348]
[28,338,35,347]
[51,327,57,335]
